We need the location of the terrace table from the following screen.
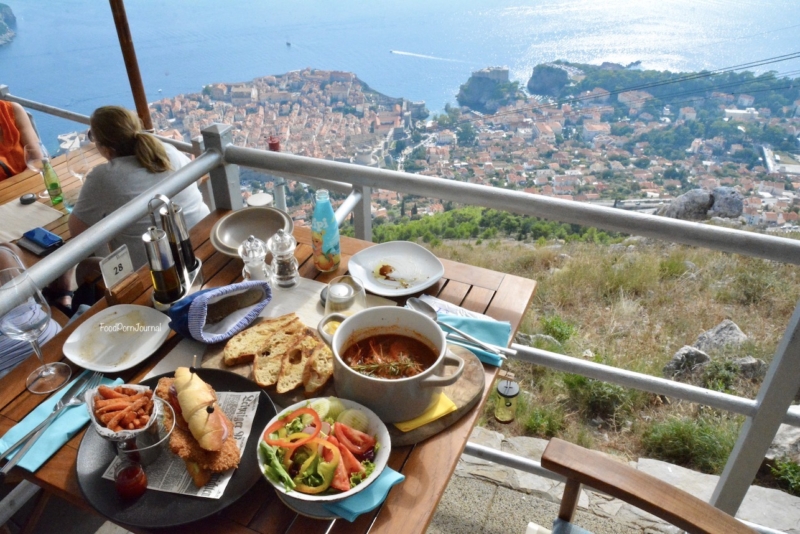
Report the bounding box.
[0,208,537,534]
[0,144,104,265]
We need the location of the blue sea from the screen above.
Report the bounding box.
[2,0,799,152]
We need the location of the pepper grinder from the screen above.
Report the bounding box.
[238,235,271,281]
[268,229,299,288]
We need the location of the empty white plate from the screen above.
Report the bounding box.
[347,241,445,297]
[63,305,171,372]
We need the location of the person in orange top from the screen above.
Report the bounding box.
[0,101,40,180]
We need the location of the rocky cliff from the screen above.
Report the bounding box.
[456,68,520,114]
[0,4,16,46]
[526,64,569,97]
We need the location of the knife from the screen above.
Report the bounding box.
[0,371,92,465]
[446,333,517,357]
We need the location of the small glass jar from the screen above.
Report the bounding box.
[494,379,520,424]
[114,460,148,500]
[238,235,271,281]
[268,229,299,288]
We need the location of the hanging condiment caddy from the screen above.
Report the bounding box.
[144,195,203,310]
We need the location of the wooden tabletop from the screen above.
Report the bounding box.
[0,209,536,534]
[0,145,104,265]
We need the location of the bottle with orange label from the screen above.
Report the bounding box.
[311,189,340,272]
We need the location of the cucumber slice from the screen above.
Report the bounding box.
[327,397,346,420]
[336,409,370,433]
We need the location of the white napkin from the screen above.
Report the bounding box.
[0,201,64,242]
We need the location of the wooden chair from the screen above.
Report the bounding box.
[539,438,756,534]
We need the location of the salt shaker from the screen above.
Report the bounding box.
[268,229,299,288]
[238,235,271,281]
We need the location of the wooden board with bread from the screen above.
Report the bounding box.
[204,313,336,406]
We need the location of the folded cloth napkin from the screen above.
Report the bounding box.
[437,314,511,367]
[0,371,123,472]
[394,393,457,432]
[168,280,272,343]
[323,468,405,522]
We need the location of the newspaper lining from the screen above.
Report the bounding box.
[101,391,260,499]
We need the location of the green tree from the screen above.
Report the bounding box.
[457,123,476,146]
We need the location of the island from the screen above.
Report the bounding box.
[0,3,15,46]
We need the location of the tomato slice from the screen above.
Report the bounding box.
[330,435,365,474]
[331,454,350,492]
[263,408,321,449]
[334,422,376,455]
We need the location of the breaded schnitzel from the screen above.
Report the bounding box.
[155,377,240,485]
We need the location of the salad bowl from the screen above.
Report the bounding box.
[257,398,391,505]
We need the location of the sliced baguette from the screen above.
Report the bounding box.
[223,313,300,366]
[276,329,320,394]
[302,342,334,395]
[253,318,306,387]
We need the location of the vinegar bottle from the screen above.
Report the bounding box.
[142,227,184,303]
[41,159,63,204]
[311,189,340,272]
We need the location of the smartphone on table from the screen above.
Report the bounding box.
[18,227,64,256]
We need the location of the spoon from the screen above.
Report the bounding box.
[406,297,514,358]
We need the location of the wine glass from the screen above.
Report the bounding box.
[24,143,52,199]
[64,145,89,213]
[0,267,71,394]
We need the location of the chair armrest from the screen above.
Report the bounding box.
[541,438,755,534]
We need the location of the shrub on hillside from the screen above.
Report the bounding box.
[642,416,739,474]
[523,406,565,437]
[541,314,576,344]
[563,373,634,424]
[771,457,800,496]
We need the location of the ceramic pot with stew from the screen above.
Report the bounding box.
[318,306,464,423]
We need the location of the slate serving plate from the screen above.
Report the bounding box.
[76,369,276,529]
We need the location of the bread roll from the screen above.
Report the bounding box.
[173,367,229,451]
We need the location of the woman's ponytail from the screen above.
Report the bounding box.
[90,106,172,173]
[134,132,171,173]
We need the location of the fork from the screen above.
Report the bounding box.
[0,371,102,479]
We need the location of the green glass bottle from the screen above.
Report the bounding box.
[41,159,63,204]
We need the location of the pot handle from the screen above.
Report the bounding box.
[317,313,347,345]
[420,352,465,388]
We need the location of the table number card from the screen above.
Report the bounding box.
[99,245,135,289]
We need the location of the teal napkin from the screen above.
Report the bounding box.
[323,468,405,522]
[437,314,511,367]
[0,371,122,472]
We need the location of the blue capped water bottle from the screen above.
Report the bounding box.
[311,189,341,272]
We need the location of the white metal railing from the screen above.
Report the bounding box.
[4,90,799,522]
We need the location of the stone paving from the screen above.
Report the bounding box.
[428,427,800,534]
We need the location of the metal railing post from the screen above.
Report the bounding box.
[710,298,800,514]
[353,185,372,241]
[274,179,287,212]
[202,124,242,211]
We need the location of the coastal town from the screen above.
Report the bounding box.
[147,66,800,231]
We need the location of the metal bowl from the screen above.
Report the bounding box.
[210,207,294,258]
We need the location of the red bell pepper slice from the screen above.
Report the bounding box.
[262,407,321,449]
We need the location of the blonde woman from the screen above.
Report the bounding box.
[69,106,209,269]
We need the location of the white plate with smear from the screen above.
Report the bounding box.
[347,241,445,297]
[63,305,171,372]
